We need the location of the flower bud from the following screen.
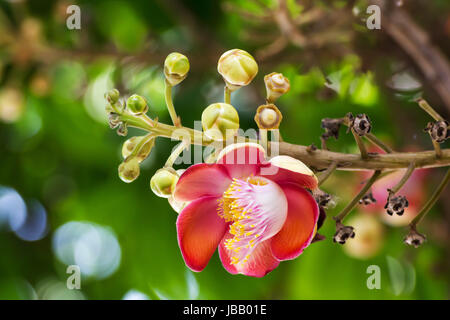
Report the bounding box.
[127,94,148,115]
[201,103,240,140]
[105,89,120,104]
[164,52,190,86]
[217,49,258,91]
[264,72,290,103]
[254,104,282,129]
[384,194,409,216]
[404,228,426,248]
[122,135,155,162]
[118,158,140,183]
[150,167,179,198]
[333,221,355,245]
[424,120,449,143]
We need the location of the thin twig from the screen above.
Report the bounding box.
[410,169,450,227]
[417,98,444,122]
[365,133,394,153]
[432,139,443,158]
[351,129,368,159]
[389,161,415,195]
[334,170,382,222]
[318,161,338,186]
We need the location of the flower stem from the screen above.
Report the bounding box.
[165,139,190,167]
[431,139,443,158]
[127,133,156,160]
[409,168,450,227]
[165,79,181,127]
[224,86,231,104]
[318,161,338,186]
[389,161,415,195]
[417,98,444,122]
[365,133,393,153]
[351,128,368,159]
[334,170,381,222]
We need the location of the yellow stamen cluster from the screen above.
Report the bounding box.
[217,177,267,265]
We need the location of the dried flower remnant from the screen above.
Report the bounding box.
[424,120,449,143]
[321,118,343,140]
[351,114,372,136]
[359,192,376,205]
[333,221,356,245]
[385,194,409,216]
[404,228,426,248]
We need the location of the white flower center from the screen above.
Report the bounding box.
[218,176,287,266]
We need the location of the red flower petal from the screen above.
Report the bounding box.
[219,233,280,277]
[177,196,228,272]
[271,183,319,261]
[173,163,232,202]
[260,155,317,190]
[260,163,318,190]
[216,143,266,179]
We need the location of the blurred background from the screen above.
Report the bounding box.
[0,0,449,299]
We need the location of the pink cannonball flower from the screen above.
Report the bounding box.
[173,143,319,277]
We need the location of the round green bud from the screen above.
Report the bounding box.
[118,158,140,183]
[217,49,258,91]
[122,135,156,162]
[122,136,140,159]
[201,103,240,140]
[164,52,190,86]
[150,167,179,198]
[126,94,148,114]
[105,88,120,104]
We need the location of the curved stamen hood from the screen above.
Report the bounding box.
[218,177,288,266]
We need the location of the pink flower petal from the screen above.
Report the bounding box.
[216,143,266,179]
[271,183,319,261]
[260,163,318,190]
[177,196,228,272]
[219,233,279,277]
[173,163,232,202]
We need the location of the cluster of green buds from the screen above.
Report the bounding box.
[104,48,295,209]
[103,53,192,203]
